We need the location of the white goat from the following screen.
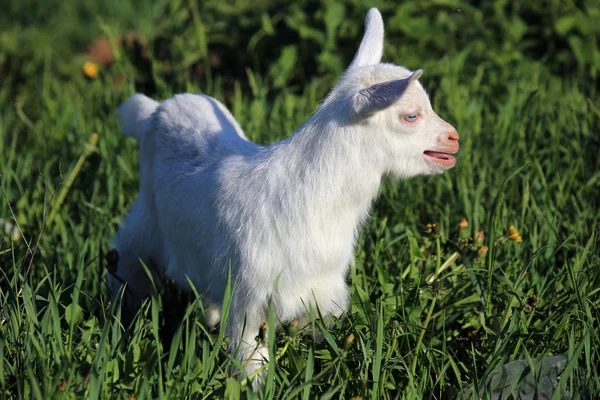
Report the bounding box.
[108,7,459,387]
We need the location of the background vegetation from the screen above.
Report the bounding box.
[1,0,599,398]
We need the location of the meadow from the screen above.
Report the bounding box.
[1,0,599,398]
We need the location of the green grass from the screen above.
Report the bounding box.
[1,0,599,398]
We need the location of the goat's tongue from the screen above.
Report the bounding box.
[424,151,451,160]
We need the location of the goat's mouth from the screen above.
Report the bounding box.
[423,150,456,167]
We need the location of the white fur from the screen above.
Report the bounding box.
[109,7,459,389]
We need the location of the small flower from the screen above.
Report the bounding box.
[288,319,299,336]
[507,225,523,242]
[477,245,489,262]
[426,223,438,233]
[83,61,99,79]
[474,230,485,246]
[458,218,470,240]
[344,332,355,349]
[57,381,67,392]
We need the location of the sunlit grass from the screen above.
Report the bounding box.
[1,1,599,398]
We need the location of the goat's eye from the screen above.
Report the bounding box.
[404,114,419,122]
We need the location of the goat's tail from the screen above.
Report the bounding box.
[116,94,159,141]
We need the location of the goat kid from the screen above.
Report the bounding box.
[109,7,459,388]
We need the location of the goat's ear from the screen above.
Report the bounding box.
[351,69,423,120]
[348,8,384,69]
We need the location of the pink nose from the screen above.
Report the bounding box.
[447,130,459,141]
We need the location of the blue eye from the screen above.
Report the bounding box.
[404,114,419,122]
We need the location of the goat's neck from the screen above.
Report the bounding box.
[278,116,384,225]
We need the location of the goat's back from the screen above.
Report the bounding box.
[150,94,255,162]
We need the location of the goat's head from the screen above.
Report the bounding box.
[329,8,459,178]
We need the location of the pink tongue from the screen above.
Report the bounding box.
[424,151,450,160]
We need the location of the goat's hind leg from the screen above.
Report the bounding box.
[107,197,163,320]
[202,298,221,332]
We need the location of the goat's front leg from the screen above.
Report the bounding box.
[228,298,269,390]
[297,273,350,328]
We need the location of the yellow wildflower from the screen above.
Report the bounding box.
[507,225,523,242]
[83,61,98,79]
[458,218,468,229]
[344,332,355,349]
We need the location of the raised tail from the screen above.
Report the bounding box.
[116,94,159,141]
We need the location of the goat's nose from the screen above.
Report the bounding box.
[447,130,459,141]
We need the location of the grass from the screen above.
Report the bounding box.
[1,0,599,398]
